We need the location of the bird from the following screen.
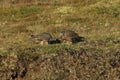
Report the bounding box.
[59,30,81,44]
[31,32,53,45]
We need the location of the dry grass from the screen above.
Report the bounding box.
[0,0,120,79]
[0,0,120,52]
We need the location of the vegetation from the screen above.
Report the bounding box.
[0,0,120,80]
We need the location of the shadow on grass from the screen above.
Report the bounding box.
[72,36,86,44]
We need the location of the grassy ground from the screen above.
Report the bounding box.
[0,0,120,80]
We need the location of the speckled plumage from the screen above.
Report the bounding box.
[31,32,52,45]
[59,30,80,44]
